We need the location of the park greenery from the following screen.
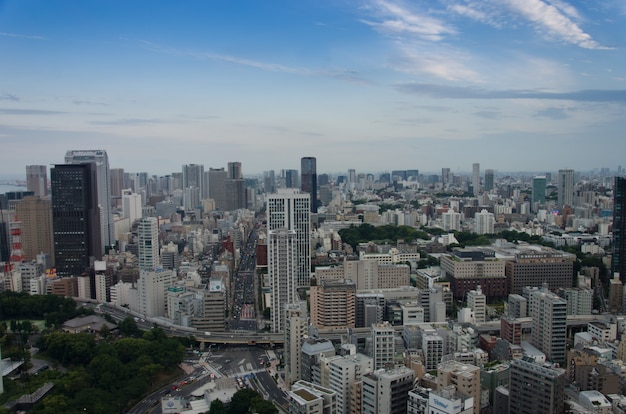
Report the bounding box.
[0,290,188,414]
[338,223,430,249]
[208,389,277,414]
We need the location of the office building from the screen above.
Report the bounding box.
[508,358,565,414]
[484,169,494,191]
[267,189,311,288]
[371,322,395,370]
[208,167,227,210]
[472,163,480,195]
[505,247,574,294]
[507,294,527,318]
[289,381,337,414]
[51,163,102,277]
[501,316,523,345]
[301,157,317,213]
[613,176,626,281]
[529,288,567,362]
[25,165,48,197]
[64,149,113,250]
[557,287,592,315]
[467,286,486,323]
[532,176,546,205]
[557,169,574,209]
[437,361,481,414]
[325,352,373,414]
[608,273,624,312]
[422,332,444,370]
[300,338,336,383]
[182,163,204,198]
[135,268,176,318]
[225,161,246,210]
[264,170,276,193]
[440,248,507,300]
[15,196,54,264]
[285,169,299,188]
[109,167,125,199]
[362,367,414,414]
[137,217,159,270]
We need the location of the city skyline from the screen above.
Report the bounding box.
[1,1,626,175]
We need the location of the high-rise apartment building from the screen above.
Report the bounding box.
[529,288,567,362]
[301,157,317,213]
[64,150,113,250]
[269,228,298,333]
[472,163,480,195]
[285,303,308,388]
[137,217,159,270]
[557,169,574,209]
[267,189,311,289]
[508,358,565,414]
[310,278,355,330]
[25,165,48,197]
[474,209,494,235]
[15,196,54,265]
[612,177,626,281]
[51,163,102,277]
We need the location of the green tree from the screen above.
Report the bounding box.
[208,399,226,414]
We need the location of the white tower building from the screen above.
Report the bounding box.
[474,209,494,235]
[138,217,160,270]
[467,285,486,323]
[122,188,143,224]
[269,228,298,333]
[267,189,311,288]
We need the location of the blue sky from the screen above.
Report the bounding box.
[1,0,625,177]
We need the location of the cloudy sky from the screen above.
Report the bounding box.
[1,0,625,177]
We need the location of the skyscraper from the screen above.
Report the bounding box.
[225,161,246,211]
[301,157,317,213]
[472,163,480,195]
[64,150,113,250]
[208,167,227,210]
[613,177,626,281]
[269,228,298,333]
[109,168,125,199]
[557,169,574,209]
[51,163,102,277]
[474,209,495,235]
[267,189,311,288]
[15,196,54,265]
[484,169,494,191]
[532,175,547,205]
[182,163,204,198]
[25,165,48,197]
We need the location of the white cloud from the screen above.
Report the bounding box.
[363,0,456,41]
[502,0,608,49]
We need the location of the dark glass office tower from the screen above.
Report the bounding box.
[51,163,102,277]
[301,157,317,213]
[613,176,626,281]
